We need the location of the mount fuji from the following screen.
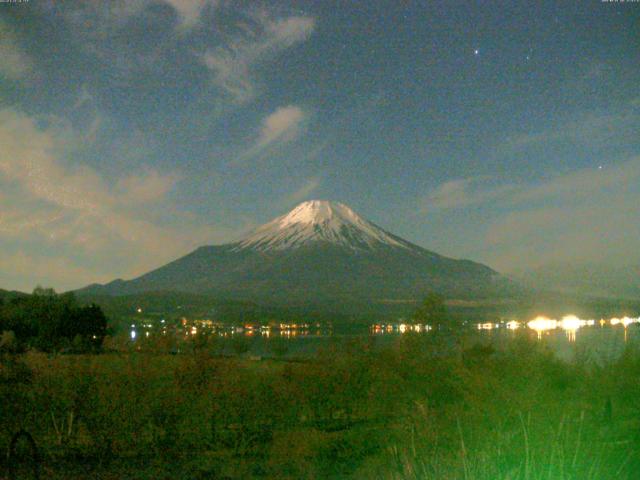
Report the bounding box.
[234,200,411,252]
[78,201,513,310]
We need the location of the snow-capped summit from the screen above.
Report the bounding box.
[235,200,411,252]
[78,199,508,306]
[279,200,361,226]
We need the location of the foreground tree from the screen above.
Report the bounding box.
[413,292,449,329]
[0,288,109,352]
[0,330,17,353]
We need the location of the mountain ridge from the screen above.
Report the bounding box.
[77,201,516,307]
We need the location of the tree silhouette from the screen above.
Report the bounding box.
[0,288,108,352]
[413,292,449,329]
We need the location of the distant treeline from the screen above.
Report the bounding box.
[78,291,402,330]
[79,288,640,333]
[0,287,107,352]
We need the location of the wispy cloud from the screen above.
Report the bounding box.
[510,161,639,204]
[235,105,307,163]
[421,177,516,213]
[495,100,640,159]
[279,177,321,208]
[61,0,217,31]
[201,12,315,103]
[0,250,109,293]
[56,3,314,99]
[256,105,306,149]
[0,21,32,80]
[417,156,640,272]
[480,157,640,270]
[116,169,182,204]
[163,0,218,29]
[54,0,220,81]
[0,107,234,290]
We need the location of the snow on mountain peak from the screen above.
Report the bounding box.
[235,200,412,252]
[279,200,360,226]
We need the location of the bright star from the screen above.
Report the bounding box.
[474,49,479,56]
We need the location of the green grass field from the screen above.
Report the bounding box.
[1,333,639,479]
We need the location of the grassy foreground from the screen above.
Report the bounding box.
[1,333,639,479]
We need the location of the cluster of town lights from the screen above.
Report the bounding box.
[129,320,327,340]
[526,315,639,331]
[372,324,431,334]
[128,314,638,342]
[473,315,640,340]
[525,315,640,340]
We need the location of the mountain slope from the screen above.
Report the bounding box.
[0,288,29,302]
[78,201,515,306]
[517,263,640,300]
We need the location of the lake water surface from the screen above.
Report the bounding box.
[209,316,640,362]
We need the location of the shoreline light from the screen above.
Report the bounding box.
[558,315,582,331]
[527,316,557,331]
[522,314,638,340]
[612,316,640,327]
[477,322,495,330]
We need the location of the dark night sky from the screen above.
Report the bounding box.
[0,1,639,290]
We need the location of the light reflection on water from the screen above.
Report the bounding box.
[465,315,640,362]
[370,315,640,361]
[524,315,596,341]
[128,315,640,360]
[257,320,639,360]
[522,315,638,342]
[367,316,638,342]
[130,316,640,341]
